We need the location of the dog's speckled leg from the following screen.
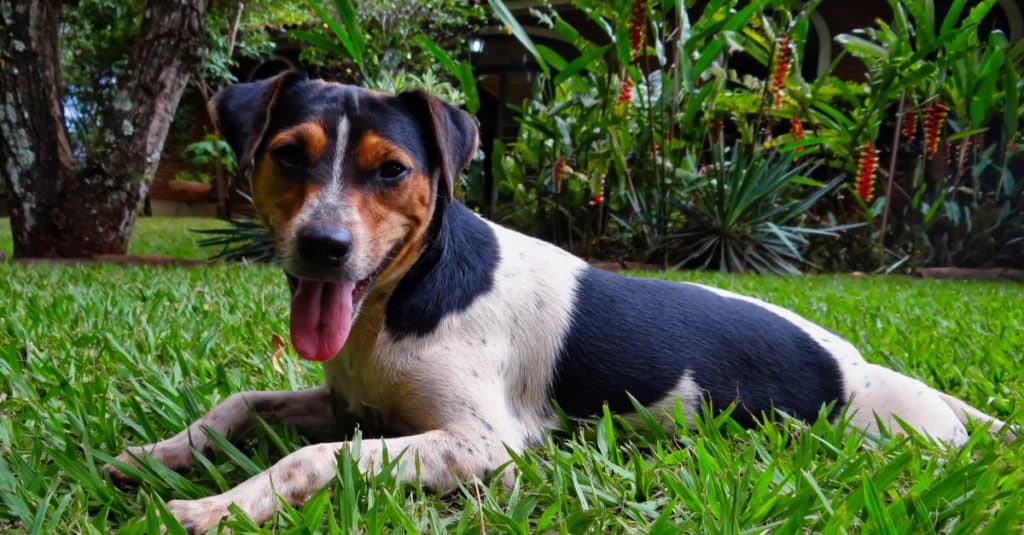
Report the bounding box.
[166,427,510,532]
[104,386,336,481]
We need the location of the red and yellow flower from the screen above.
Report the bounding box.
[856,141,878,202]
[901,110,917,141]
[925,101,948,160]
[617,76,634,105]
[789,118,805,152]
[771,36,792,109]
[629,0,646,61]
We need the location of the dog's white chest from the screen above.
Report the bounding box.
[322,346,397,427]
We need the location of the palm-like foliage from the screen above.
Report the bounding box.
[193,194,276,263]
[194,218,276,263]
[666,143,847,274]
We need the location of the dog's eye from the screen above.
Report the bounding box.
[378,161,408,181]
[271,144,306,170]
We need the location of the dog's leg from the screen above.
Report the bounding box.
[106,386,338,478]
[845,364,972,446]
[165,426,511,533]
[935,391,1015,440]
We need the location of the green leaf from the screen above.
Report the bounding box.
[332,0,366,59]
[552,16,590,52]
[457,63,481,115]
[693,39,724,78]
[536,45,568,71]
[488,0,549,76]
[416,36,460,78]
[1003,59,1020,145]
[416,36,480,114]
[961,0,998,30]
[304,0,360,69]
[290,30,346,59]
[202,427,264,477]
[835,34,889,59]
[554,45,610,86]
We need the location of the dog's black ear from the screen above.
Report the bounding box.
[397,91,479,202]
[209,70,307,171]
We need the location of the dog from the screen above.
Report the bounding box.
[105,71,1010,532]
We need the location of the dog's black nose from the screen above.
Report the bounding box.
[297,227,352,268]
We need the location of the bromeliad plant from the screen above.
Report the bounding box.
[665,142,846,274]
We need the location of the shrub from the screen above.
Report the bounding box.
[491,0,1023,271]
[489,0,849,271]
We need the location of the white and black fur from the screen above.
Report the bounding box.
[106,76,1011,532]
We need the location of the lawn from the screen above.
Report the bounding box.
[0,221,1022,533]
[0,217,228,260]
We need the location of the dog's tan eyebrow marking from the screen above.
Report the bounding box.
[355,131,415,169]
[328,115,350,193]
[267,122,327,162]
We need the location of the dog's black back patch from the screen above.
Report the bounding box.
[552,267,845,426]
[386,201,499,336]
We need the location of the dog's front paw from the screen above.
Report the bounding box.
[104,442,194,486]
[101,446,149,487]
[167,497,229,534]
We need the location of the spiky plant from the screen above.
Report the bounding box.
[192,193,276,263]
[664,143,847,274]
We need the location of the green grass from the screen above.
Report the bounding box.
[0,260,1022,532]
[0,217,228,260]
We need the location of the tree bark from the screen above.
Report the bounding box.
[0,0,209,258]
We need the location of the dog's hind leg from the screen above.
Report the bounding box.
[105,386,338,479]
[844,363,971,447]
[935,391,1015,440]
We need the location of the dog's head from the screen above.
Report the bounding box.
[211,71,478,361]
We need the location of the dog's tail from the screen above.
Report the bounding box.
[937,391,1017,441]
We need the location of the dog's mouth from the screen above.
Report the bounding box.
[285,262,387,363]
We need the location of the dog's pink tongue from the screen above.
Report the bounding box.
[289,280,355,361]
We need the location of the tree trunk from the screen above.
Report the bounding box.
[0,0,209,258]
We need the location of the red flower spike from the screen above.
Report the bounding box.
[901,111,917,141]
[856,142,878,202]
[771,36,792,110]
[925,101,948,160]
[552,155,567,193]
[789,118,805,152]
[955,136,974,177]
[629,0,646,61]
[617,76,634,105]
